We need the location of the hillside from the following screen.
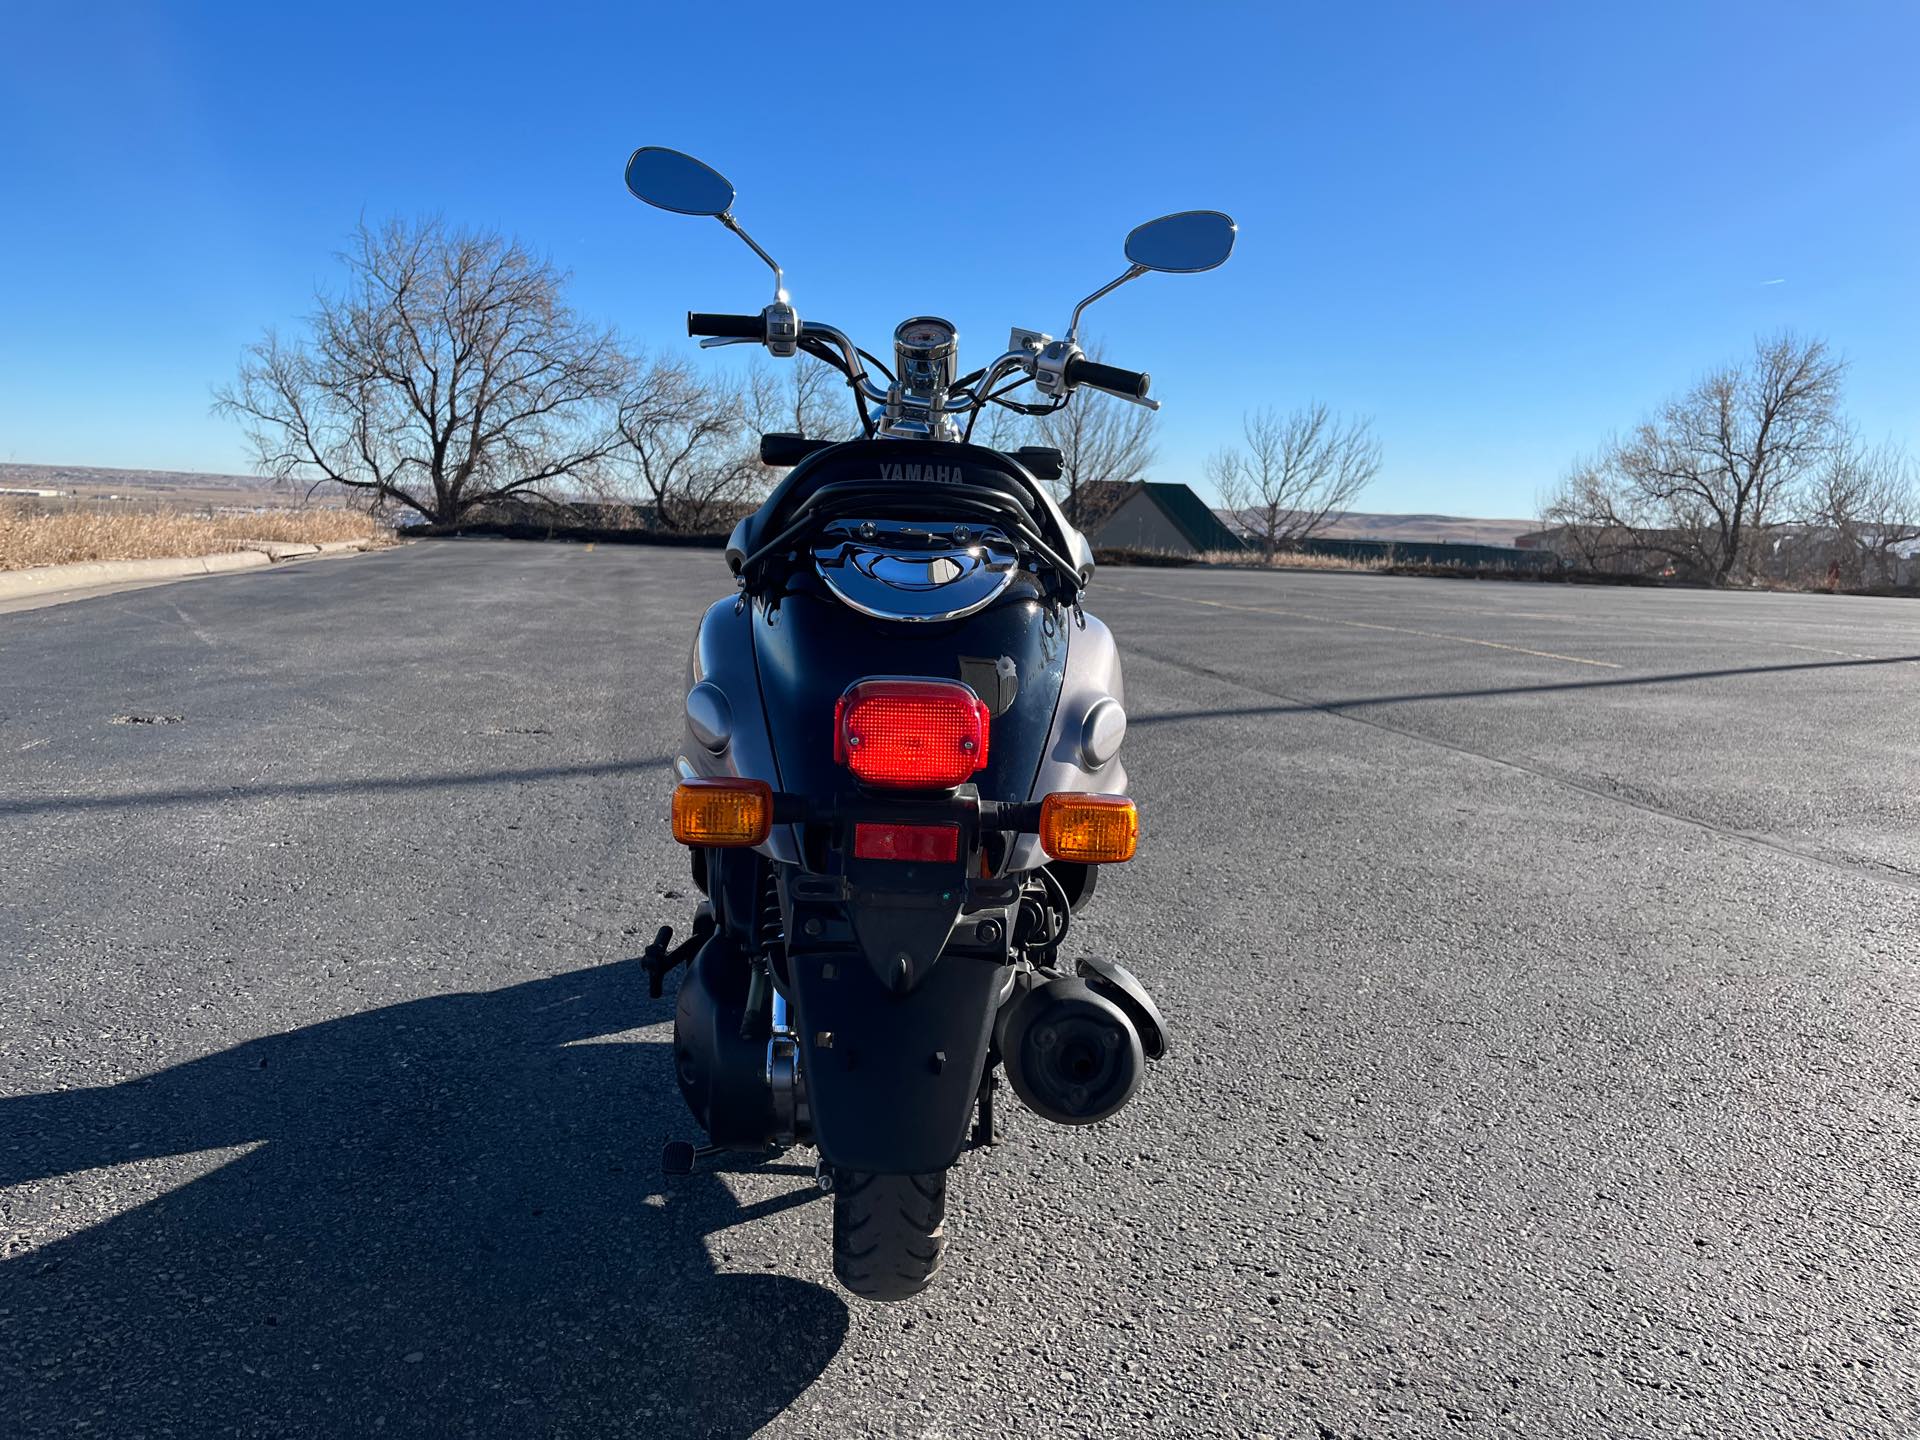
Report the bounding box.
[0,462,284,506]
[1316,510,1538,547]
[1211,507,1538,548]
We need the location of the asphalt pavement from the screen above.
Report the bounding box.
[3,540,1918,1438]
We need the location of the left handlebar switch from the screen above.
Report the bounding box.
[763,301,799,357]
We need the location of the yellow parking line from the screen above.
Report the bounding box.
[1120,587,1624,670]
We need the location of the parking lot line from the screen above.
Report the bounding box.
[1117,586,1624,669]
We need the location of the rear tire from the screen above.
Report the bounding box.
[831,1169,947,1302]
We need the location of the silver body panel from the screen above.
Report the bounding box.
[1006,606,1128,872]
[683,595,802,864]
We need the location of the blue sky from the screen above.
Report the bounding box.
[1,1,1915,516]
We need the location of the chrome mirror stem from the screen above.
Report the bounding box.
[1066,264,1148,344]
[716,211,788,302]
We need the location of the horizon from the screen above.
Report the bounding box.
[2,2,1915,517]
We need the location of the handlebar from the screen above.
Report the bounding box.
[686,311,764,340]
[688,312,1151,423]
[1063,355,1151,401]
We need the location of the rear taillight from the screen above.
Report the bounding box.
[834,679,990,790]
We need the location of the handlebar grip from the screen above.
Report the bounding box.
[686,311,764,340]
[1063,355,1151,400]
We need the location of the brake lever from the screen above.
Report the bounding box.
[699,336,759,350]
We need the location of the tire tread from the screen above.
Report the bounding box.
[831,1169,948,1302]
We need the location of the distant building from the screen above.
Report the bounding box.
[1079,481,1244,556]
[0,487,62,498]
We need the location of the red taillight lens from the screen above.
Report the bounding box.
[834,679,990,789]
[853,822,960,863]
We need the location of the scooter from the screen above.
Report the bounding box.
[625,147,1235,1301]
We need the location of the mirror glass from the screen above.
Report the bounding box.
[1124,210,1238,273]
[624,147,735,217]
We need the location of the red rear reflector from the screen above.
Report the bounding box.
[834,679,989,789]
[853,822,960,863]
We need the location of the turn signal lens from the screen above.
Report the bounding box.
[672,777,772,847]
[1038,793,1138,863]
[834,679,990,789]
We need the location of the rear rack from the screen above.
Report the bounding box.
[737,479,1084,601]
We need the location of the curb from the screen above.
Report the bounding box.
[0,549,271,601]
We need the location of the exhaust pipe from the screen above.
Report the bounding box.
[994,972,1143,1125]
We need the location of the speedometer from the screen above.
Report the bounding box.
[897,317,955,351]
[894,315,958,392]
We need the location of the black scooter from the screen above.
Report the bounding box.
[626,146,1235,1300]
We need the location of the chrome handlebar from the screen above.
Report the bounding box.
[713,306,1159,427]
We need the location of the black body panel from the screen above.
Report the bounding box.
[787,944,1007,1172]
[674,933,778,1147]
[752,591,1067,807]
[749,587,1059,1173]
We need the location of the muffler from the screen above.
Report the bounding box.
[994,971,1143,1125]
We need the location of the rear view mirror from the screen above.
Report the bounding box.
[1123,211,1237,274]
[624,147,736,217]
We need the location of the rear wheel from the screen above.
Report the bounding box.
[831,1169,947,1302]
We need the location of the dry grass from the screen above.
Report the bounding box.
[1194,549,1389,572]
[0,504,395,571]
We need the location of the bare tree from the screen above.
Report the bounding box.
[1030,348,1157,527]
[1814,436,1919,586]
[970,394,1034,454]
[612,355,763,533]
[743,358,850,447]
[216,217,629,524]
[1211,403,1381,560]
[1540,333,1845,584]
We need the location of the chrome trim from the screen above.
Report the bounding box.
[799,321,887,401]
[1067,263,1148,344]
[716,210,788,303]
[814,521,1019,623]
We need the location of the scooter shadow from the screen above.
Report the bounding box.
[0,959,848,1437]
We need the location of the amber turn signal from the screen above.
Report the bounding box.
[672,777,773,847]
[1038,792,1138,864]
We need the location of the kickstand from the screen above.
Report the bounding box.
[640,911,714,999]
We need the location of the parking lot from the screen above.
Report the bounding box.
[3,541,1917,1437]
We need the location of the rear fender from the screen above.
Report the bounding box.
[786,939,1009,1173]
[779,857,1015,1174]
